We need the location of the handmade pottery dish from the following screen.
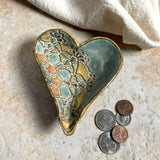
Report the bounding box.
[33,29,123,135]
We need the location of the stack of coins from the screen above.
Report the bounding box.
[95,100,133,154]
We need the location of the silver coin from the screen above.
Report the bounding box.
[116,113,131,126]
[98,131,120,154]
[95,109,116,131]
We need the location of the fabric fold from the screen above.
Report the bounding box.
[27,0,160,49]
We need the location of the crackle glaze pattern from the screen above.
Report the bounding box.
[0,0,160,160]
[34,29,122,135]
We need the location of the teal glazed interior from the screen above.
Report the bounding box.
[79,39,121,113]
[61,32,122,114]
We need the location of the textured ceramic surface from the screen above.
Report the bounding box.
[34,29,122,135]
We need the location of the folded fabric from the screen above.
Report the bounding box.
[27,0,160,49]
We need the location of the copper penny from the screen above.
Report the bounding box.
[116,100,133,116]
[112,125,128,143]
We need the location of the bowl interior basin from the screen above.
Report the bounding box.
[34,29,123,135]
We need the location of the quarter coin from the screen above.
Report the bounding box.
[98,131,120,154]
[116,113,131,126]
[116,100,133,116]
[112,125,128,143]
[95,109,116,131]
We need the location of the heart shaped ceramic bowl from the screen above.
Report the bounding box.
[33,29,123,135]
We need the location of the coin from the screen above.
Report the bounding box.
[116,113,131,126]
[95,109,116,131]
[98,131,120,154]
[112,125,128,143]
[116,100,133,116]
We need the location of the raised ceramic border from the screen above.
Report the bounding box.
[33,29,123,135]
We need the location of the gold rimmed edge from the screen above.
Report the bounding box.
[33,29,123,136]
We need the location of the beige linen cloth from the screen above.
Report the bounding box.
[27,0,160,49]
